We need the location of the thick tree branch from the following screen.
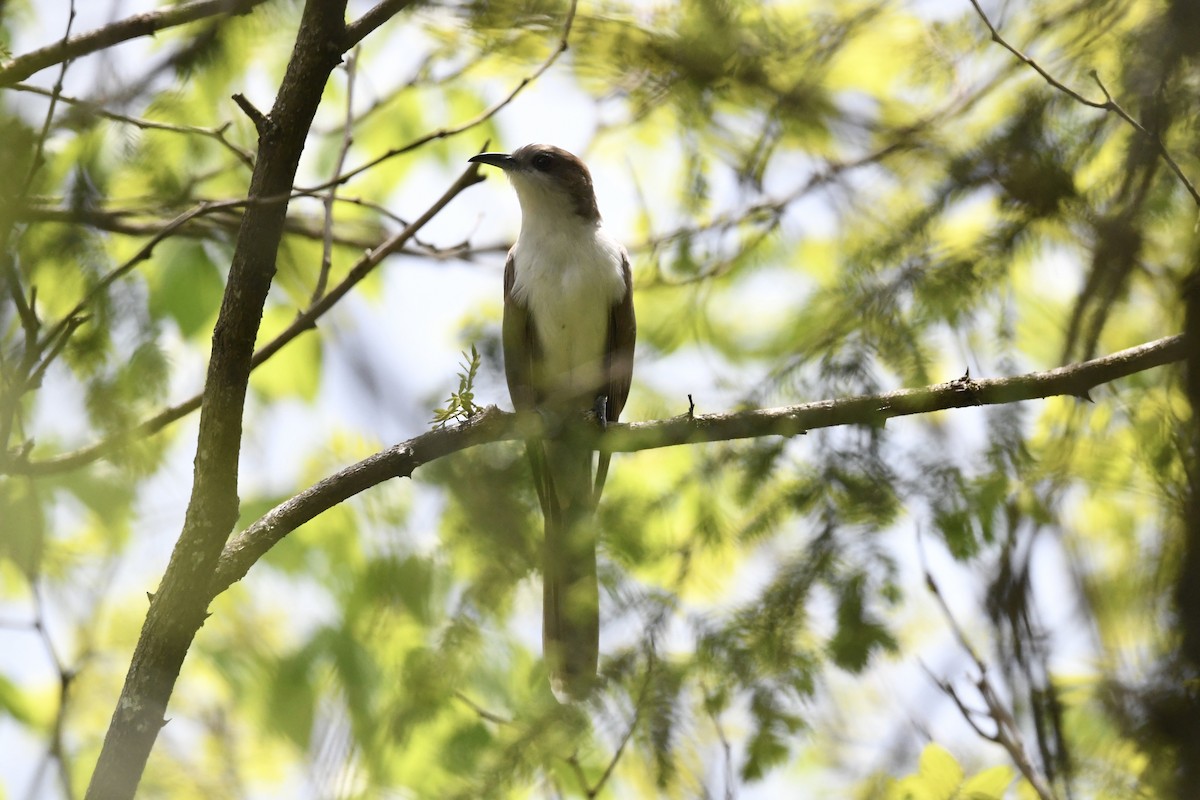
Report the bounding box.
[0,0,270,86]
[85,1,349,797]
[211,334,1186,595]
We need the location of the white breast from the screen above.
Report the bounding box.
[510,219,626,405]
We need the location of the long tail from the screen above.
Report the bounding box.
[534,437,599,701]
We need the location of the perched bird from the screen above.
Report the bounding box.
[469,144,636,700]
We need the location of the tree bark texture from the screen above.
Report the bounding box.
[85,1,350,797]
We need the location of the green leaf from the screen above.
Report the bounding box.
[264,648,316,749]
[147,239,225,338]
[251,304,322,402]
[960,764,1015,799]
[0,672,33,724]
[917,743,963,800]
[0,479,44,577]
[828,573,898,672]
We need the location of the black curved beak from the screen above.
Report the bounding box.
[468,152,517,170]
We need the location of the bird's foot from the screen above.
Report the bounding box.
[592,395,609,431]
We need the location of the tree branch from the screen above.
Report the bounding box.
[0,0,271,86]
[85,1,349,797]
[921,538,1058,800]
[11,81,255,166]
[313,48,359,303]
[211,334,1185,595]
[342,0,418,50]
[13,203,381,250]
[297,0,578,196]
[7,164,484,477]
[0,1,77,458]
[967,0,1200,208]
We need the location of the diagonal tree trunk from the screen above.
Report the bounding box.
[85,1,350,796]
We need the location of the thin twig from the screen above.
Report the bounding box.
[296,0,578,197]
[22,314,88,397]
[15,201,387,250]
[0,1,77,456]
[586,668,654,798]
[35,197,250,357]
[310,48,474,136]
[19,4,76,202]
[314,48,359,303]
[566,756,590,796]
[638,140,912,288]
[9,164,486,475]
[1086,71,1200,207]
[702,684,735,800]
[920,533,1058,800]
[31,581,77,800]
[966,0,1102,108]
[921,662,996,742]
[231,92,268,135]
[453,691,512,725]
[967,0,1200,208]
[11,82,255,167]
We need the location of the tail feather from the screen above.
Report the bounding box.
[539,439,599,701]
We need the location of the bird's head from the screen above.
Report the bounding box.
[469,144,601,225]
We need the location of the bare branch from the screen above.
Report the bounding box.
[212,334,1186,594]
[7,164,486,476]
[967,0,1200,208]
[0,1,77,457]
[608,334,1185,453]
[0,0,270,86]
[314,48,359,303]
[921,535,1058,800]
[342,0,418,49]
[585,669,653,799]
[11,82,255,167]
[453,691,512,725]
[300,0,579,196]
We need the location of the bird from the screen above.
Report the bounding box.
[468,144,636,701]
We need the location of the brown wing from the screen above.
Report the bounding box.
[503,250,539,413]
[594,250,636,501]
[604,250,636,421]
[504,250,556,522]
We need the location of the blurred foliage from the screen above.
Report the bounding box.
[1,0,1199,797]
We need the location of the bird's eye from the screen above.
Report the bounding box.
[532,153,553,171]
